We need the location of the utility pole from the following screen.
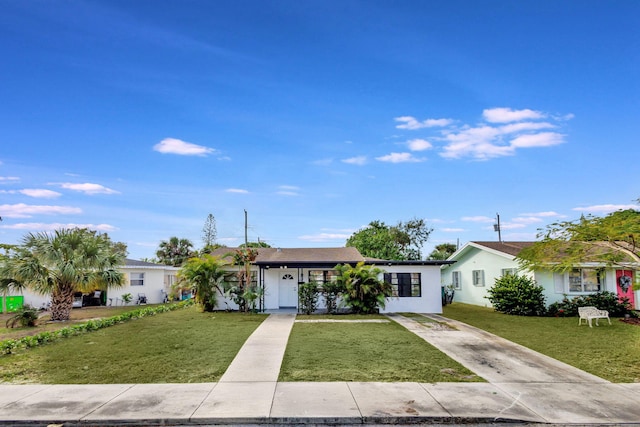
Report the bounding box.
[244,209,248,247]
[494,213,502,243]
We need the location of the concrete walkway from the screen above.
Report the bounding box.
[1,313,640,426]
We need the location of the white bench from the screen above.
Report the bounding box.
[578,306,611,328]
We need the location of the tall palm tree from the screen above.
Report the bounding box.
[156,236,194,267]
[5,228,125,321]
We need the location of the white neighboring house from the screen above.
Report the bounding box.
[441,241,639,310]
[19,259,179,309]
[209,247,451,313]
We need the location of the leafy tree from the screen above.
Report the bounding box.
[518,208,640,271]
[227,248,259,312]
[346,218,432,260]
[3,228,125,321]
[239,241,272,248]
[321,280,343,314]
[486,274,546,316]
[428,243,458,260]
[156,236,195,267]
[179,255,230,312]
[202,214,217,248]
[334,262,392,314]
[0,244,23,314]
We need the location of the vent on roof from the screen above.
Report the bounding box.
[277,247,281,252]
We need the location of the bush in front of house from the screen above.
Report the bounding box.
[486,274,546,316]
[298,281,320,315]
[547,291,637,318]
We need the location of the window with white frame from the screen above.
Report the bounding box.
[568,268,603,293]
[384,272,421,297]
[451,271,461,290]
[130,272,145,286]
[501,268,517,277]
[472,270,485,287]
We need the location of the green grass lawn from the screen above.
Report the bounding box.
[0,308,266,384]
[279,315,482,382]
[443,303,640,383]
[0,305,154,341]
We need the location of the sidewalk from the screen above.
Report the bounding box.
[1,313,640,425]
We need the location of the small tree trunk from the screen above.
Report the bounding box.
[50,285,75,321]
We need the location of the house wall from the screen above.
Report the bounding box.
[379,265,443,314]
[16,265,178,308]
[442,246,533,307]
[536,268,625,306]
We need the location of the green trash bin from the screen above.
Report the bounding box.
[2,296,24,313]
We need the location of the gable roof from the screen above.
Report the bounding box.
[208,247,453,268]
[470,241,535,257]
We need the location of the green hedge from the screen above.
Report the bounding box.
[1,300,194,355]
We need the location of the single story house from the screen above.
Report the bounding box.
[441,241,639,309]
[209,247,451,313]
[18,259,179,309]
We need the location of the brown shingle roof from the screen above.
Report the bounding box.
[471,241,535,256]
[208,247,366,265]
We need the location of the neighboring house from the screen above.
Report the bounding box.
[209,247,451,313]
[442,241,639,309]
[19,259,179,309]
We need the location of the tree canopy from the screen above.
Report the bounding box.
[427,243,458,260]
[345,218,432,260]
[2,228,126,321]
[201,214,217,248]
[517,208,640,271]
[156,236,195,267]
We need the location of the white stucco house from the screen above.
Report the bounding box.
[441,241,639,310]
[19,259,179,309]
[210,247,451,313]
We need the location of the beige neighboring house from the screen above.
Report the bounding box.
[20,259,179,309]
[209,247,451,313]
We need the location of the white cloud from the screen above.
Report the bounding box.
[441,228,465,232]
[312,158,333,166]
[298,232,352,242]
[0,222,116,231]
[462,216,494,223]
[511,216,543,224]
[60,183,119,195]
[0,203,82,218]
[407,139,433,151]
[153,138,216,156]
[495,222,527,230]
[277,185,300,196]
[510,132,565,148]
[20,189,62,198]
[342,156,367,165]
[225,188,249,194]
[395,116,453,130]
[572,204,640,213]
[279,185,300,191]
[483,108,546,123]
[0,176,20,183]
[375,152,425,163]
[498,122,555,134]
[520,211,564,218]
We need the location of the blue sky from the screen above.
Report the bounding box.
[1,0,639,260]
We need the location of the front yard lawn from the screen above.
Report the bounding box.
[0,308,266,384]
[279,315,482,382]
[443,303,640,383]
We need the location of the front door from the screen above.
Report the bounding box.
[616,270,636,309]
[279,273,297,308]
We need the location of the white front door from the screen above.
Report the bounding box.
[279,273,297,308]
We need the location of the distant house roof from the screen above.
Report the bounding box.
[209,247,453,268]
[470,241,535,257]
[123,259,179,270]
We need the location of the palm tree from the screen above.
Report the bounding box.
[178,255,231,312]
[4,228,125,321]
[334,262,391,314]
[156,237,194,267]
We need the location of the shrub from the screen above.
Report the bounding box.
[486,274,546,316]
[548,291,637,318]
[335,262,391,314]
[5,305,39,328]
[298,281,320,315]
[321,281,343,314]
